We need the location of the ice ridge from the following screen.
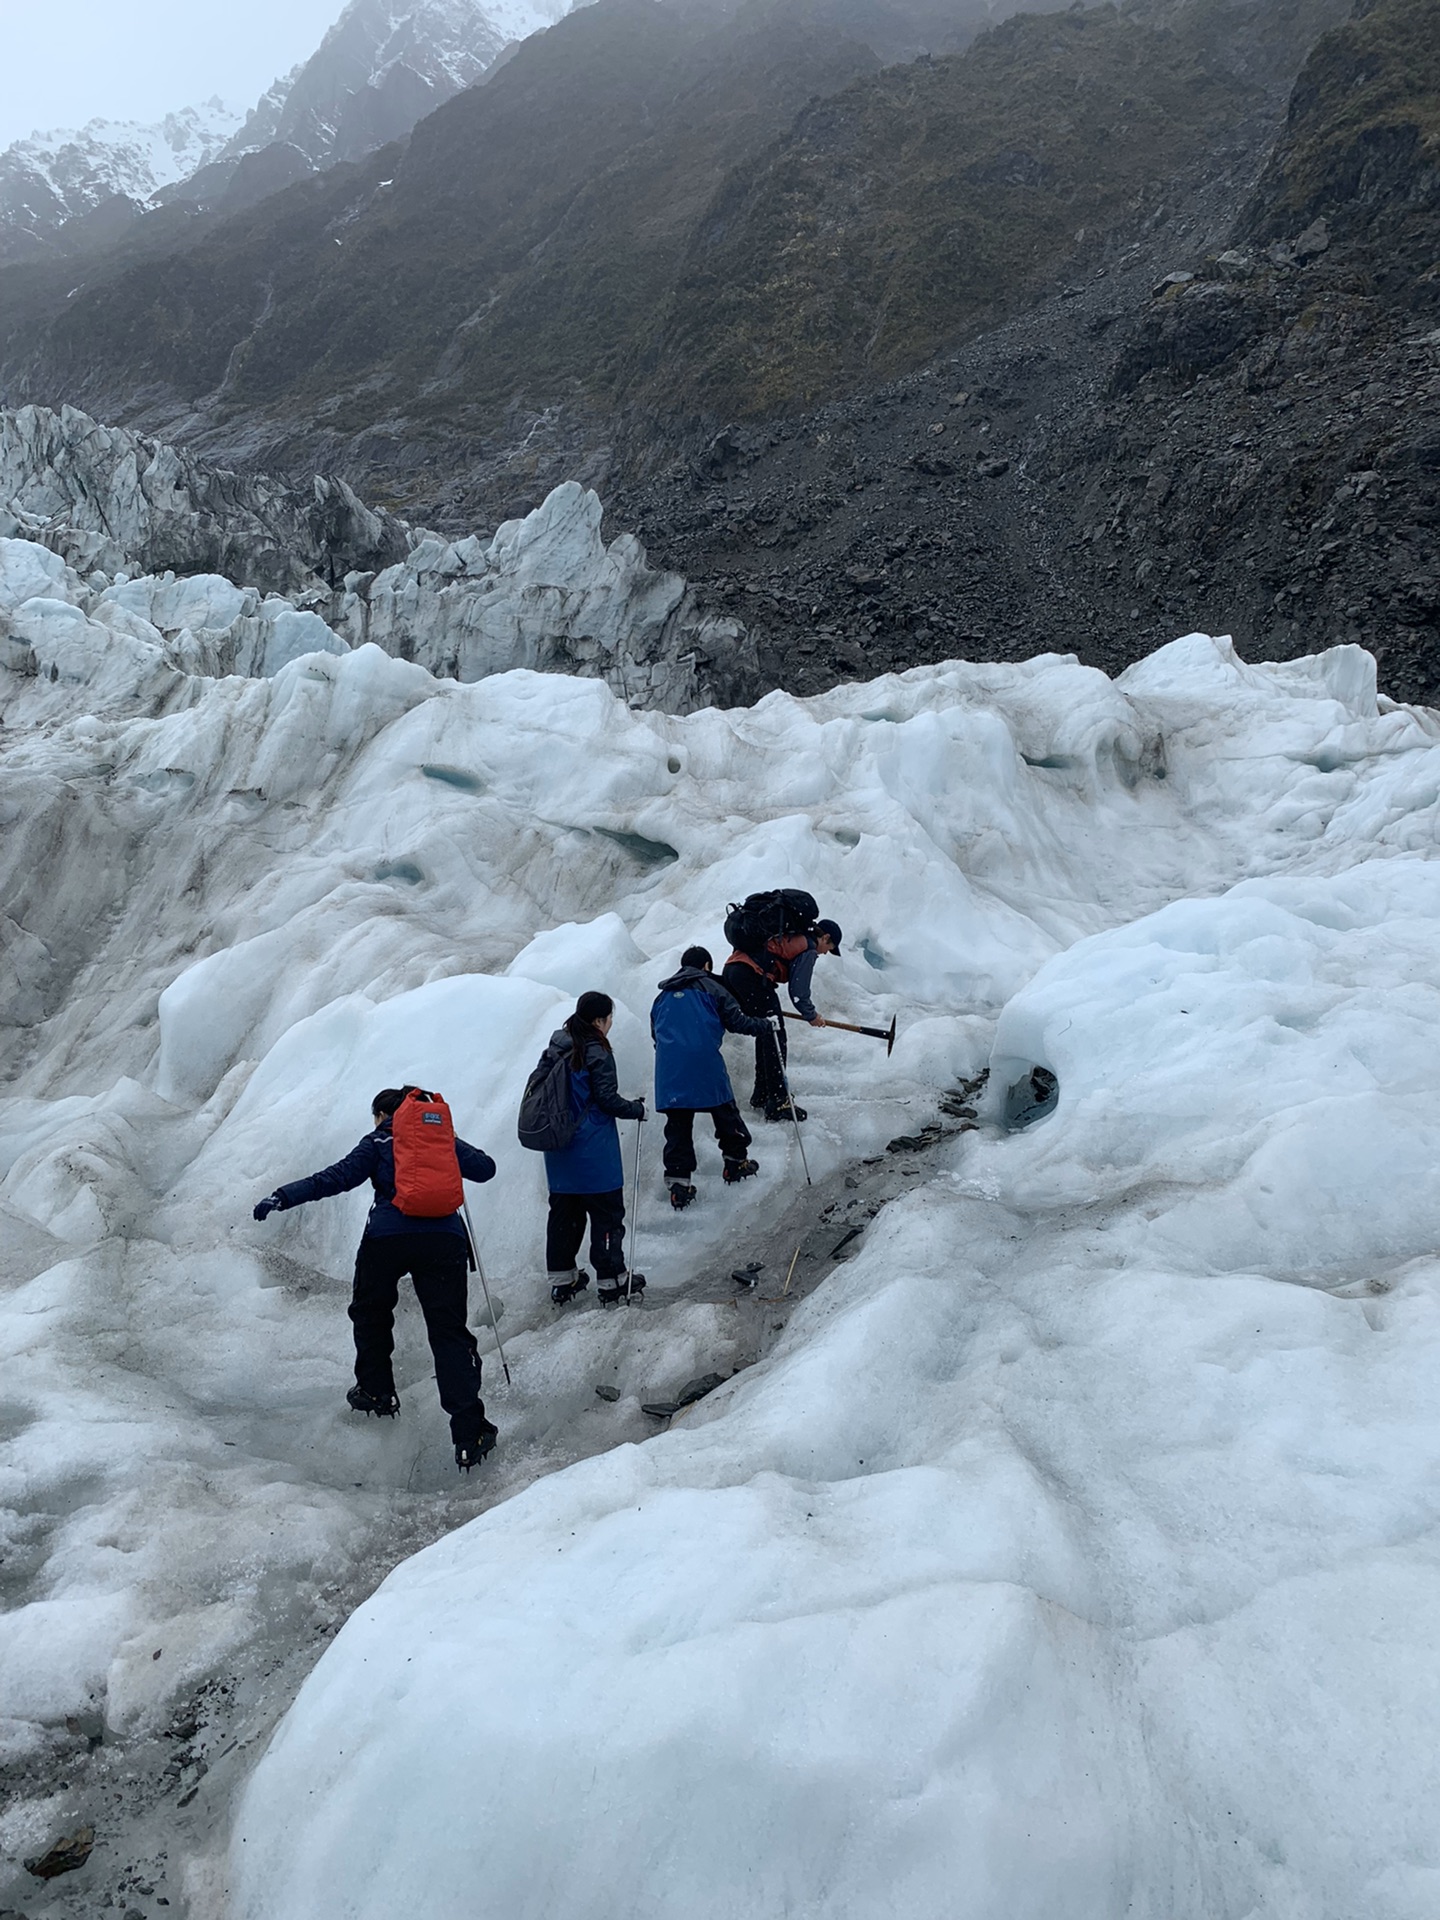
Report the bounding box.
[0,404,756,712]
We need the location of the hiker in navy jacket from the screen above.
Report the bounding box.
[787,919,843,1024]
[652,947,772,1208]
[542,991,648,1305]
[252,1085,499,1468]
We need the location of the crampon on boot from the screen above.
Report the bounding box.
[598,1272,646,1306]
[669,1181,697,1210]
[347,1385,400,1418]
[764,1099,807,1124]
[722,1157,760,1183]
[455,1420,499,1472]
[550,1269,591,1305]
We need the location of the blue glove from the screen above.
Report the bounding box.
[253,1194,283,1221]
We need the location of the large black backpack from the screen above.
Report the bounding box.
[517,1044,577,1152]
[723,888,819,955]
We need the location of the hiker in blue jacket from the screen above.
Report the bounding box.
[542,991,648,1306]
[251,1085,499,1469]
[651,946,773,1209]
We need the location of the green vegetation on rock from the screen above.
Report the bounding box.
[0,0,1357,444]
[639,0,1344,416]
[1242,0,1440,301]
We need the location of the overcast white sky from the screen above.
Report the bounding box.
[0,0,344,148]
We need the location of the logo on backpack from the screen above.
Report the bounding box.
[391,1089,465,1216]
[517,1045,578,1153]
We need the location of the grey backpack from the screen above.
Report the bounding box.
[517,1044,577,1152]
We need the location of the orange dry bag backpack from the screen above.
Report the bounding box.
[391,1088,465,1217]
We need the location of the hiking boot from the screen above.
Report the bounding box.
[455,1420,499,1472]
[764,1100,807,1124]
[550,1269,591,1305]
[669,1181,697,1210]
[347,1385,400,1418]
[722,1157,760,1183]
[598,1272,646,1306]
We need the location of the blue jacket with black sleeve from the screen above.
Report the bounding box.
[651,966,772,1111]
[273,1115,496,1241]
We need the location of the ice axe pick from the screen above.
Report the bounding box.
[781,1010,897,1056]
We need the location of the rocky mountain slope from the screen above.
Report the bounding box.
[0,102,241,269]
[615,0,1440,702]
[0,0,1027,479]
[0,0,1434,701]
[638,0,1333,417]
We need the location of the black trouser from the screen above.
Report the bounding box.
[662,1104,752,1179]
[547,1189,626,1279]
[350,1233,486,1446]
[721,960,786,1112]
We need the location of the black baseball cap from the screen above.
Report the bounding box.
[816,918,843,953]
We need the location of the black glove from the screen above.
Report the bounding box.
[253,1194,283,1221]
[635,1101,648,1122]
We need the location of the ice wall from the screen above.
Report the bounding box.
[0,403,406,592]
[0,406,756,712]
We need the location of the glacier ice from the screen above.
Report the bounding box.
[4,549,1440,1915]
[1,405,755,710]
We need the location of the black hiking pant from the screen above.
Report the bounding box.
[546,1189,626,1279]
[350,1232,486,1446]
[720,960,786,1113]
[662,1103,752,1180]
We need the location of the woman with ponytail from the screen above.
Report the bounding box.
[541,991,647,1305]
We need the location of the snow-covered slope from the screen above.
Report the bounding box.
[0,100,240,265]
[1,0,574,262]
[4,523,1440,1910]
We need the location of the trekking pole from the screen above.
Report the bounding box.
[462,1200,512,1386]
[626,1115,643,1303]
[780,1010,897,1056]
[776,1018,812,1187]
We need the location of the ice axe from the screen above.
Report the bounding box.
[781,1010,897,1056]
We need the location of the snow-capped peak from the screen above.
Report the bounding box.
[0,98,243,265]
[3,97,242,199]
[217,0,576,173]
[0,0,577,265]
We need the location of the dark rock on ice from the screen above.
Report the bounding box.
[24,1827,95,1879]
